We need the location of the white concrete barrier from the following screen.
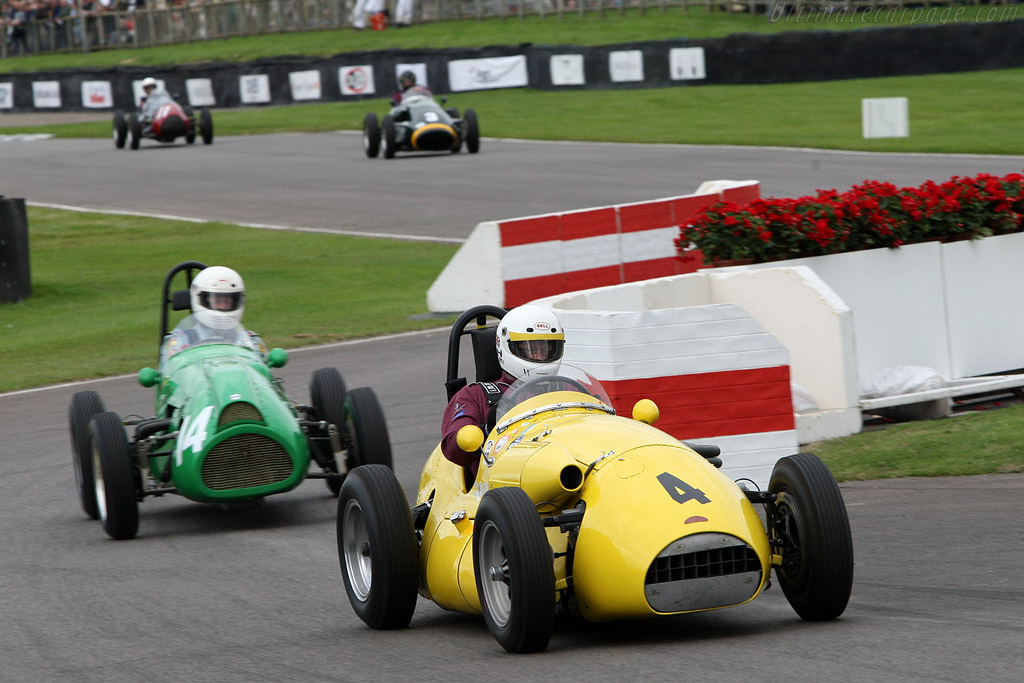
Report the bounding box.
[426,180,760,312]
[740,232,1024,392]
[534,266,858,487]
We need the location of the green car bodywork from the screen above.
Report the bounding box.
[69,261,393,540]
[140,342,309,504]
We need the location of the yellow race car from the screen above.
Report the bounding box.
[336,306,853,653]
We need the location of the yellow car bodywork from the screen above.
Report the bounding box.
[414,390,773,622]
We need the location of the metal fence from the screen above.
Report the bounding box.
[2,0,1017,59]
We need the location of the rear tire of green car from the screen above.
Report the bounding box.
[89,411,139,540]
[310,367,348,495]
[69,390,106,519]
[344,387,393,472]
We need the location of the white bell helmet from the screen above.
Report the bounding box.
[495,304,565,380]
[190,266,245,331]
[141,77,158,91]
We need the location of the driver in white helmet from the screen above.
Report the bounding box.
[138,76,170,125]
[160,266,267,364]
[440,304,564,478]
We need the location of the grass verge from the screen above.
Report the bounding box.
[0,207,457,393]
[6,69,1024,155]
[813,406,1024,480]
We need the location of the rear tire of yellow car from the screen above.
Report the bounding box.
[89,411,140,540]
[69,390,106,519]
[464,109,480,154]
[310,367,348,496]
[474,486,554,654]
[769,453,853,621]
[337,465,418,629]
[382,114,396,159]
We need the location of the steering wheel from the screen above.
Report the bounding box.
[502,375,594,407]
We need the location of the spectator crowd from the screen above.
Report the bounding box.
[2,0,145,55]
[2,1,391,56]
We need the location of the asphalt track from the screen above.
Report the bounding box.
[3,132,1024,240]
[2,134,1023,681]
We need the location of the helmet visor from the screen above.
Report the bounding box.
[200,291,242,312]
[509,338,563,363]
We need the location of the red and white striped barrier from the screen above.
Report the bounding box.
[534,300,798,489]
[427,180,760,312]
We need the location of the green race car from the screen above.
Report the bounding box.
[68,261,392,540]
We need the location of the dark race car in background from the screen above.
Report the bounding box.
[113,93,213,151]
[362,87,479,159]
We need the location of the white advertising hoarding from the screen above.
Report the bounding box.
[0,82,14,109]
[550,54,585,86]
[186,78,216,106]
[339,65,376,96]
[289,70,322,101]
[670,47,707,81]
[81,81,113,109]
[32,81,62,108]
[447,55,528,92]
[239,74,271,104]
[609,50,644,83]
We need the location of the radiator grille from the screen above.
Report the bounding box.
[161,115,186,138]
[644,533,763,613]
[218,402,263,426]
[646,544,761,584]
[201,433,293,491]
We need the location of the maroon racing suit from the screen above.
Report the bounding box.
[391,85,433,106]
[440,372,514,479]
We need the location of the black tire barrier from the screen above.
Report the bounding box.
[0,197,31,303]
[1,20,1023,113]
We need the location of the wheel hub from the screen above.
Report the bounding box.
[488,559,510,585]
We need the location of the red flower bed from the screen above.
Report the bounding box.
[676,172,1024,265]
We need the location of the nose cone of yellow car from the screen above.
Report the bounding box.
[411,123,456,151]
[571,444,771,621]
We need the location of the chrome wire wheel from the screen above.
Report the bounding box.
[477,519,512,628]
[342,498,372,602]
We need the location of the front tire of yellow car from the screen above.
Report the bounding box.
[769,453,854,621]
[473,486,554,654]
